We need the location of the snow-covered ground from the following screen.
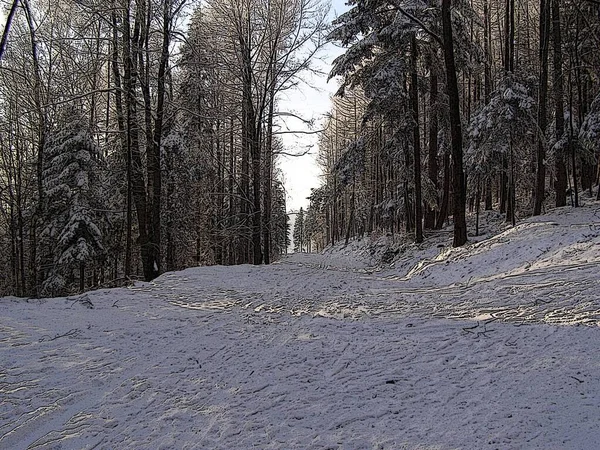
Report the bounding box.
[1,203,599,449]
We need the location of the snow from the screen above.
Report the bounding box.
[2,203,600,449]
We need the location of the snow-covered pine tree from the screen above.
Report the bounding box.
[327,0,481,246]
[578,93,600,201]
[270,179,290,257]
[293,208,305,253]
[466,75,536,225]
[40,107,105,296]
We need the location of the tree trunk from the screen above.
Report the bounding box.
[79,263,85,293]
[228,118,236,265]
[411,34,423,243]
[144,0,171,279]
[0,0,18,61]
[251,121,263,265]
[263,80,275,264]
[111,8,132,277]
[551,0,567,207]
[22,0,45,296]
[483,0,493,212]
[239,45,252,264]
[442,0,467,247]
[504,0,515,73]
[425,72,438,229]
[534,0,551,216]
[436,152,450,230]
[123,4,150,280]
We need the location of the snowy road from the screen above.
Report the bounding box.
[1,205,600,449]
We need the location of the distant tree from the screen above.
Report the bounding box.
[293,208,305,252]
[270,179,290,257]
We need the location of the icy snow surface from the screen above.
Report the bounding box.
[2,204,600,449]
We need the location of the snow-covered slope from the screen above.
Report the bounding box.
[404,205,600,286]
[1,203,599,449]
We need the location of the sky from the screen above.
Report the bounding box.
[278,0,350,213]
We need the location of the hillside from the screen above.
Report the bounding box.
[1,202,599,449]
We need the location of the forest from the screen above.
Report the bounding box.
[0,0,599,297]
[297,0,600,253]
[0,0,329,296]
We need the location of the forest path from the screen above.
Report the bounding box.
[2,203,600,449]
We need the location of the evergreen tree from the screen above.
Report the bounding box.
[40,107,105,295]
[466,75,536,225]
[270,179,290,258]
[293,208,305,253]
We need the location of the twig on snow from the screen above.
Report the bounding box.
[462,323,479,333]
[463,320,496,338]
[68,294,94,309]
[39,328,82,342]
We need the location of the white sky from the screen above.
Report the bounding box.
[278,0,350,213]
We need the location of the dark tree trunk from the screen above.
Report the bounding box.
[144,0,171,279]
[425,72,439,229]
[239,40,252,264]
[436,152,450,230]
[551,0,567,207]
[111,8,132,277]
[0,0,18,61]
[214,118,224,265]
[475,178,481,236]
[123,5,151,280]
[263,83,275,264]
[504,0,514,72]
[251,112,263,265]
[442,0,467,246]
[534,0,551,215]
[484,0,492,103]
[345,185,355,246]
[483,0,493,212]
[23,0,44,296]
[411,34,423,243]
[79,263,85,293]
[228,118,236,265]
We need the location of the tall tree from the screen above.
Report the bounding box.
[551,0,567,207]
[534,0,551,215]
[442,0,467,246]
[293,208,305,252]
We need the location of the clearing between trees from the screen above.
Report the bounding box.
[1,202,599,449]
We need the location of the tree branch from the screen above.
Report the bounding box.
[388,1,443,46]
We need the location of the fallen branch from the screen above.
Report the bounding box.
[68,294,94,309]
[462,323,479,333]
[39,328,82,342]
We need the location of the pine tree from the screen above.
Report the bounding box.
[466,75,537,225]
[40,107,105,296]
[293,208,305,253]
[270,179,290,257]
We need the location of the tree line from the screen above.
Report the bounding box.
[0,0,326,297]
[299,0,600,253]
